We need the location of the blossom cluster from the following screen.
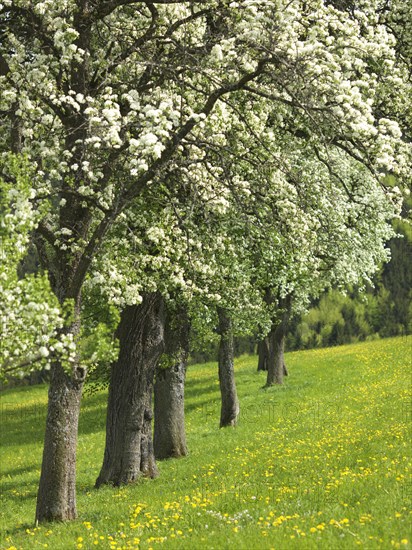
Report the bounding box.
[0,0,410,373]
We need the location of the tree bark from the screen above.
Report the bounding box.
[258,336,288,375]
[11,103,23,153]
[266,313,289,386]
[217,308,239,427]
[257,337,269,371]
[35,291,85,523]
[154,307,190,459]
[95,293,165,487]
[35,358,85,522]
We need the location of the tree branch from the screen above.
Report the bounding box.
[1,354,43,375]
[68,59,271,299]
[36,221,58,248]
[1,5,59,56]
[90,3,159,90]
[90,0,208,21]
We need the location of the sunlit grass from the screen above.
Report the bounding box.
[1,336,411,549]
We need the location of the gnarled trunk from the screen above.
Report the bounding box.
[95,293,165,487]
[36,290,85,523]
[217,307,239,427]
[266,315,289,386]
[257,337,269,371]
[153,364,187,458]
[258,335,288,375]
[262,291,291,387]
[35,355,85,522]
[154,308,190,459]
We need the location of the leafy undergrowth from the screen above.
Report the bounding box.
[1,336,411,549]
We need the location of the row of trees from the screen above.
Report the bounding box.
[285,202,412,350]
[0,0,411,524]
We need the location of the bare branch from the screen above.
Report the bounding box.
[1,354,43,375]
[1,5,59,56]
[90,4,159,90]
[242,84,337,113]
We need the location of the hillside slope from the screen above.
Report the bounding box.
[1,337,411,549]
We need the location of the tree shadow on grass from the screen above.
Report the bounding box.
[0,463,39,479]
[1,392,109,448]
[184,381,220,400]
[184,395,221,415]
[0,475,38,503]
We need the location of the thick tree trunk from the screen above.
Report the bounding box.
[35,291,85,523]
[154,308,189,459]
[258,336,288,375]
[262,290,291,387]
[266,317,289,386]
[153,364,187,458]
[257,337,269,371]
[266,325,286,385]
[35,359,85,522]
[217,308,239,427]
[96,293,165,487]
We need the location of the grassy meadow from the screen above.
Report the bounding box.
[0,336,411,549]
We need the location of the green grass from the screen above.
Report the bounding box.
[1,336,411,550]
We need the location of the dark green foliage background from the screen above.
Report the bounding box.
[286,210,412,351]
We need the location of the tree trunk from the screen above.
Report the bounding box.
[35,290,85,523]
[217,308,239,427]
[35,358,85,522]
[11,102,23,153]
[266,318,289,386]
[257,337,269,371]
[95,293,165,487]
[154,308,190,459]
[259,335,288,375]
[262,291,292,387]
